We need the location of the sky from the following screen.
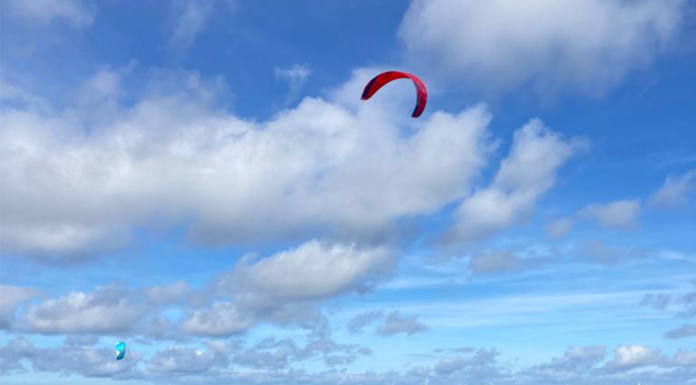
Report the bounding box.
[0,0,695,384]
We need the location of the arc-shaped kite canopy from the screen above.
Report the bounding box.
[116,341,126,360]
[361,71,428,118]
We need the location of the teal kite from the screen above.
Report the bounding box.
[115,341,126,360]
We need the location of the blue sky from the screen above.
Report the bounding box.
[1,0,695,384]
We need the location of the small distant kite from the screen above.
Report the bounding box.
[361,71,428,118]
[115,341,126,360]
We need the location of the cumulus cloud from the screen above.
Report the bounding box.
[668,348,696,367]
[148,346,228,375]
[143,281,193,305]
[523,345,696,383]
[225,241,393,303]
[650,170,696,209]
[0,285,37,328]
[399,0,687,96]
[603,345,662,372]
[0,337,35,374]
[4,337,696,384]
[0,337,141,378]
[433,348,501,377]
[580,199,642,229]
[180,301,255,337]
[183,240,394,336]
[0,69,494,260]
[232,333,371,370]
[525,346,606,382]
[376,311,428,336]
[16,285,146,335]
[3,241,396,339]
[448,119,586,243]
[3,0,95,29]
[7,280,199,338]
[347,310,384,334]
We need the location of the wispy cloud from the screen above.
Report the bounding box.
[580,199,642,230]
[275,64,312,106]
[649,170,696,209]
[167,0,237,51]
[3,0,95,29]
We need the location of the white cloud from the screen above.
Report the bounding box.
[225,240,393,303]
[4,336,696,384]
[0,338,35,374]
[580,199,642,229]
[449,119,585,243]
[3,241,395,338]
[640,293,672,310]
[148,346,228,374]
[468,249,548,274]
[3,0,95,29]
[275,64,311,86]
[376,311,428,336]
[469,250,520,274]
[669,348,696,367]
[185,240,394,336]
[580,240,622,265]
[433,348,501,376]
[168,1,213,50]
[180,301,254,337]
[544,217,576,239]
[525,345,606,382]
[346,310,383,334]
[399,0,687,96]
[143,281,191,305]
[0,285,37,328]
[275,64,312,106]
[231,334,371,369]
[0,338,141,378]
[605,345,662,371]
[666,324,696,339]
[0,69,494,259]
[578,240,651,266]
[543,345,606,371]
[17,287,145,334]
[650,170,696,209]
[168,0,237,50]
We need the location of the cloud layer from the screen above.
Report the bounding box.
[0,68,496,259]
